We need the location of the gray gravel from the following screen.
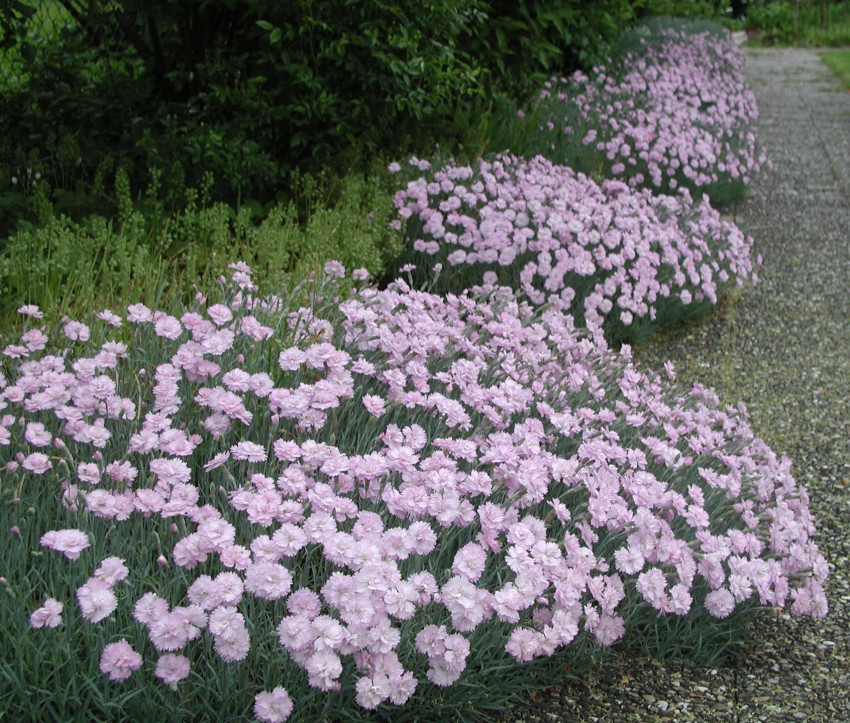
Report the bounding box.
[502,47,850,723]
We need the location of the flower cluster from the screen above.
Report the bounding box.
[392,153,758,339]
[536,23,768,204]
[4,264,826,721]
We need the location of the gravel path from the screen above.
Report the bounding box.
[503,47,850,723]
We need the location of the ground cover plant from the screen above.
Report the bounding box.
[389,153,758,345]
[0,263,827,721]
[525,20,768,206]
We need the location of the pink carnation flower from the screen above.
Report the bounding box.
[230,440,267,462]
[99,639,142,682]
[254,686,294,722]
[77,578,118,623]
[705,587,736,619]
[362,394,386,417]
[155,653,191,685]
[323,260,345,278]
[17,304,43,318]
[29,598,64,629]
[40,529,90,560]
[94,556,129,586]
[63,321,90,342]
[22,452,52,475]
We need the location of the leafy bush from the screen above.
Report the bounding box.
[524,20,768,206]
[0,0,488,206]
[745,0,850,47]
[389,154,758,344]
[745,1,797,43]
[1,264,827,721]
[463,0,638,102]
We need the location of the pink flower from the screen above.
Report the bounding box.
[99,639,142,681]
[94,556,129,586]
[63,321,90,342]
[451,542,487,582]
[362,395,386,417]
[24,422,52,447]
[153,314,183,340]
[77,579,118,623]
[96,309,123,327]
[40,529,90,560]
[204,451,231,472]
[305,649,343,690]
[127,303,153,323]
[22,452,52,474]
[323,260,345,278]
[506,627,542,663]
[149,610,194,652]
[21,328,48,351]
[614,545,645,575]
[30,598,63,629]
[17,304,43,318]
[208,605,245,638]
[213,572,245,606]
[155,654,191,685]
[187,575,221,610]
[207,303,233,326]
[230,440,267,462]
[277,614,315,653]
[244,562,293,601]
[214,626,251,662]
[149,457,192,485]
[636,567,668,610]
[592,613,626,646]
[133,592,169,627]
[705,587,736,618]
[254,686,294,722]
[287,588,322,618]
[278,348,307,371]
[355,674,391,709]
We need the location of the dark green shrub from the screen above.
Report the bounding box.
[463,0,638,103]
[1,0,487,204]
[745,1,797,43]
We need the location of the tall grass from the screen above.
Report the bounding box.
[0,168,404,328]
[821,49,850,89]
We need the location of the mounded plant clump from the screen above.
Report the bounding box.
[532,20,769,206]
[2,264,826,722]
[391,153,758,343]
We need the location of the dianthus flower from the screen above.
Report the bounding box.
[77,578,118,623]
[254,686,294,722]
[40,529,90,560]
[99,639,142,682]
[155,654,191,685]
[29,598,63,629]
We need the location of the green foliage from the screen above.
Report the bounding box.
[0,0,657,211]
[743,1,850,46]
[0,0,490,206]
[0,167,404,327]
[465,0,638,102]
[820,49,850,89]
[635,0,733,21]
[0,1,475,212]
[745,1,797,43]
